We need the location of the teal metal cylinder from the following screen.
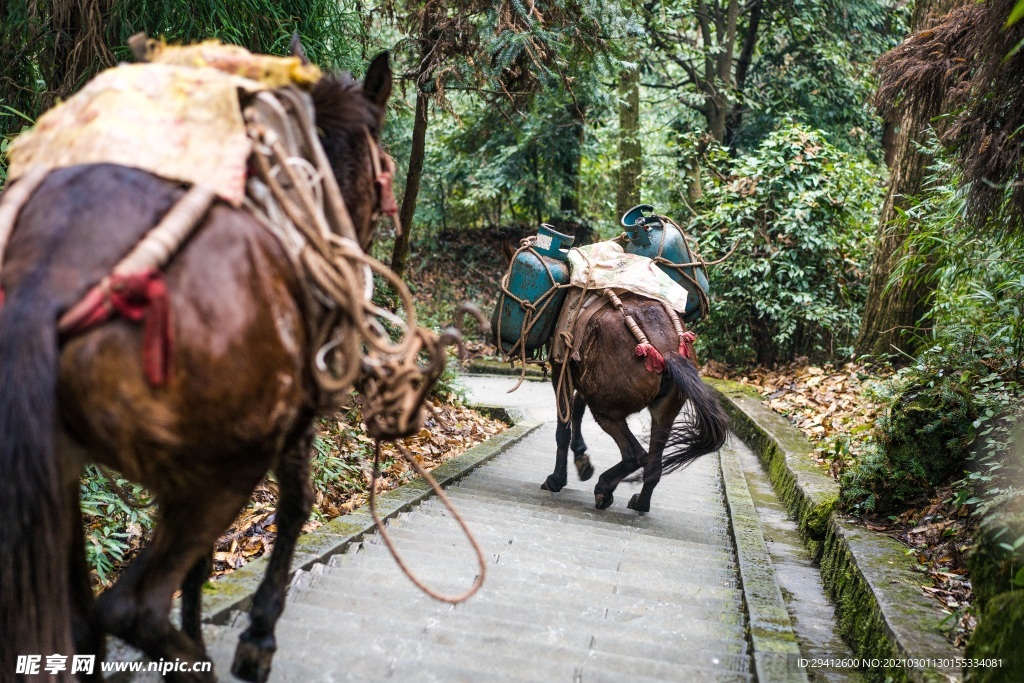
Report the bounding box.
[621,206,709,322]
[492,225,573,355]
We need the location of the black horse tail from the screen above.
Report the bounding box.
[0,292,75,679]
[660,351,729,475]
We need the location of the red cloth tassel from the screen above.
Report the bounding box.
[679,331,698,365]
[635,343,666,373]
[0,288,5,309]
[107,271,173,386]
[376,154,399,216]
[58,270,174,386]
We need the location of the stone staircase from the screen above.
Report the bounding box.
[202,419,755,682]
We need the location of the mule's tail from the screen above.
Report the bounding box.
[660,351,729,474]
[0,293,75,680]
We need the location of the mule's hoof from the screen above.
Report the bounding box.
[574,454,594,482]
[594,491,614,510]
[627,494,650,514]
[232,636,276,683]
[541,475,565,493]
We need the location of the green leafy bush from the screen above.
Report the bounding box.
[79,467,155,586]
[840,328,1022,514]
[689,123,882,366]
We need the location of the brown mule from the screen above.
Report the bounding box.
[0,53,406,683]
[543,293,729,513]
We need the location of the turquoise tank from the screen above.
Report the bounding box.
[492,224,574,356]
[621,204,709,322]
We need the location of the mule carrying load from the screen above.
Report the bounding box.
[492,205,710,386]
[0,38,458,683]
[491,207,727,515]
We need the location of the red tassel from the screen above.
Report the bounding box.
[57,270,173,386]
[107,272,172,386]
[635,343,666,373]
[59,285,115,335]
[376,154,399,216]
[679,331,698,365]
[0,288,5,309]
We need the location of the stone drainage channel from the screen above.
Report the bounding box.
[140,375,868,682]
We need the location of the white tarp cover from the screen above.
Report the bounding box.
[566,241,688,313]
[7,41,322,207]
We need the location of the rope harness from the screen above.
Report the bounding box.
[495,234,699,423]
[0,85,485,604]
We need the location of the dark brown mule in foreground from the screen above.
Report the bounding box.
[0,54,398,682]
[544,294,729,513]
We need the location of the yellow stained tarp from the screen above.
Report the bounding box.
[6,40,322,206]
[146,39,321,89]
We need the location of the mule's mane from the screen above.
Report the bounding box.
[311,73,380,136]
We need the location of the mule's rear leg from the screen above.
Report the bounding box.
[233,434,313,683]
[94,488,252,682]
[180,551,213,652]
[592,415,646,510]
[627,389,683,514]
[68,481,104,682]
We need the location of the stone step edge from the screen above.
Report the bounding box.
[198,406,543,625]
[719,443,806,683]
[707,378,963,683]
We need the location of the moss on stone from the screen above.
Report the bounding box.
[466,358,546,378]
[968,503,1024,608]
[964,591,1024,682]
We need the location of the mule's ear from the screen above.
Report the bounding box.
[363,51,393,110]
[290,32,311,65]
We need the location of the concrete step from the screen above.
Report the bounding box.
[373,512,738,568]
[285,573,745,646]
[320,542,740,598]
[294,564,742,626]
[233,598,751,682]
[437,485,733,542]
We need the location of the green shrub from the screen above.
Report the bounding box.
[690,123,882,366]
[840,328,1022,513]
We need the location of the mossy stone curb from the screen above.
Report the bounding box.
[707,378,962,683]
[466,357,547,378]
[200,407,542,625]
[707,379,839,560]
[720,446,807,682]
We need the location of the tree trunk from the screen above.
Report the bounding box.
[559,102,586,215]
[616,64,642,217]
[855,0,954,358]
[390,90,428,278]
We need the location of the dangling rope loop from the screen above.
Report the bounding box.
[368,440,486,604]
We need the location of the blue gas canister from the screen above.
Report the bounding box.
[492,224,574,356]
[621,204,709,322]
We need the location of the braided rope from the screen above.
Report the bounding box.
[243,89,444,439]
[368,440,486,604]
[0,165,50,279]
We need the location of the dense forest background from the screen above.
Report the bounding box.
[1,0,1023,665]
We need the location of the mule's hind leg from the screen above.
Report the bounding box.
[233,433,313,683]
[592,415,646,510]
[94,489,252,682]
[569,394,593,481]
[68,481,104,682]
[180,551,213,651]
[627,389,684,514]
